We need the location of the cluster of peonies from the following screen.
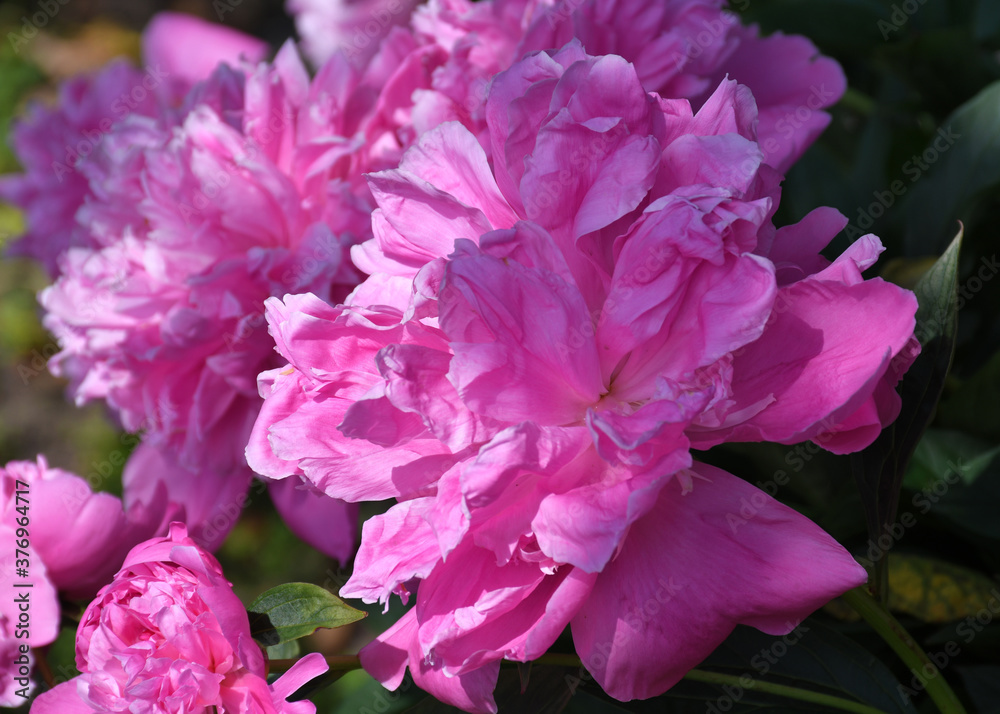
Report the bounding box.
[247,39,919,710]
[31,524,329,714]
[0,0,845,557]
[0,0,923,712]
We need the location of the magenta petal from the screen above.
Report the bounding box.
[143,12,268,90]
[270,652,329,705]
[572,462,867,701]
[123,443,253,552]
[415,540,597,672]
[693,272,918,449]
[441,246,602,425]
[763,206,844,284]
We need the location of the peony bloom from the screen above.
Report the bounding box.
[249,45,916,710]
[30,523,329,714]
[0,12,266,276]
[0,456,161,704]
[37,43,375,551]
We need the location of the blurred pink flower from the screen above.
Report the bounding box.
[249,46,916,709]
[30,523,328,714]
[38,44,369,551]
[0,456,162,704]
[0,12,267,276]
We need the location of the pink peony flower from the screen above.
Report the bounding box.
[0,456,162,703]
[288,0,421,68]
[30,523,329,714]
[306,0,844,175]
[38,44,371,550]
[249,46,916,709]
[0,13,267,276]
[0,61,165,275]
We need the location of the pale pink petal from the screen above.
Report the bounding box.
[341,497,442,607]
[143,12,268,92]
[26,679,92,713]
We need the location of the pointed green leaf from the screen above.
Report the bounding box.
[905,428,1000,490]
[852,228,962,600]
[248,582,366,646]
[905,79,1000,254]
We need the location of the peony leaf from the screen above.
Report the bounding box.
[629,619,917,713]
[247,582,366,646]
[937,349,1000,443]
[887,554,1000,624]
[904,428,1000,490]
[905,80,1000,254]
[852,227,962,601]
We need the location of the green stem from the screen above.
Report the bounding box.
[843,586,968,714]
[683,669,889,714]
[533,653,888,714]
[840,87,877,116]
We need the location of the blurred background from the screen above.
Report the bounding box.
[2,0,1000,712]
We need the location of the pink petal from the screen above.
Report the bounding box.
[360,609,501,714]
[143,12,268,90]
[571,462,867,701]
[415,539,597,672]
[26,679,93,713]
[123,443,253,552]
[441,245,602,425]
[341,497,442,608]
[692,270,918,449]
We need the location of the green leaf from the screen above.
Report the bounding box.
[247,582,366,646]
[852,228,962,600]
[937,349,1000,442]
[904,80,1000,254]
[905,428,1000,489]
[886,553,1000,623]
[639,619,916,714]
